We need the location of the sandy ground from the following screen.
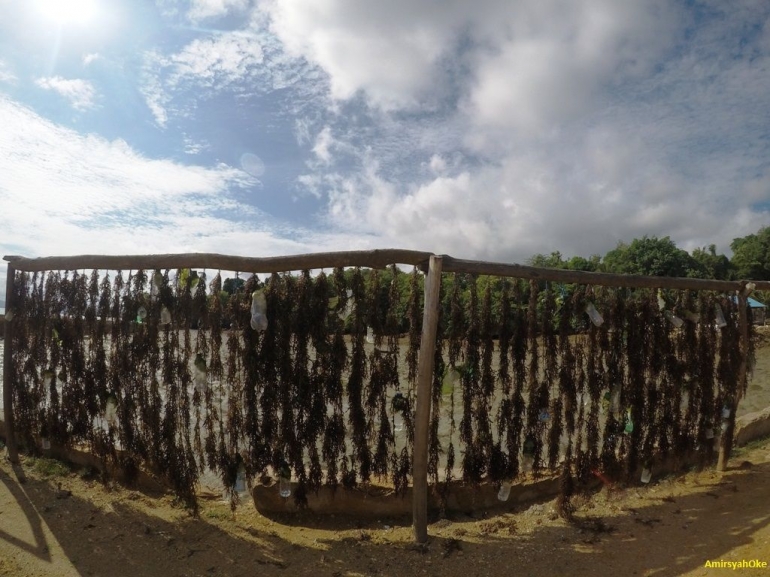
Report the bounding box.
[1,335,770,576]
[1,439,770,577]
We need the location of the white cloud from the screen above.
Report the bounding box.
[311,126,335,165]
[280,0,770,263]
[187,0,250,21]
[0,59,15,83]
[82,53,100,66]
[169,31,264,87]
[141,30,267,125]
[183,135,210,155]
[0,96,356,264]
[35,76,96,111]
[263,0,462,110]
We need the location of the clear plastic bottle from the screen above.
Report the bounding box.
[235,466,247,494]
[251,290,268,332]
[160,306,172,326]
[366,327,375,344]
[105,394,118,428]
[279,463,292,498]
[279,476,291,498]
[715,304,727,328]
[641,468,652,484]
[585,302,604,327]
[664,310,684,328]
[497,481,512,502]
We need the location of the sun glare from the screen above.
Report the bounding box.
[37,0,97,25]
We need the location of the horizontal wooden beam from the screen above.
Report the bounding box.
[3,250,433,274]
[4,251,770,292]
[440,256,756,292]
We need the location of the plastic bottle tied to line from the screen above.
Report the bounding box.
[193,354,208,392]
[444,367,461,391]
[392,393,408,432]
[160,306,172,325]
[250,290,268,332]
[585,302,604,327]
[366,327,375,344]
[722,406,731,419]
[715,304,727,328]
[105,394,118,428]
[279,463,292,498]
[497,481,512,502]
[137,306,147,323]
[641,468,652,484]
[664,310,684,328]
[234,466,247,494]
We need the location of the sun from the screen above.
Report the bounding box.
[37,0,97,25]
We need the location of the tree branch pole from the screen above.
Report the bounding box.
[3,262,18,463]
[717,286,749,471]
[412,255,443,544]
[3,249,433,274]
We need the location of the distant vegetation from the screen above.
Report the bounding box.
[209,226,770,327]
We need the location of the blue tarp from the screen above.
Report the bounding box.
[731,296,766,308]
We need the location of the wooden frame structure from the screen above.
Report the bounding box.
[2,250,768,543]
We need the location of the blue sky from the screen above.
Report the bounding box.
[0,0,768,292]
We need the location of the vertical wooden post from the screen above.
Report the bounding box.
[717,289,748,472]
[412,255,442,544]
[3,263,19,463]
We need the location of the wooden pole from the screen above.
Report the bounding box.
[3,263,18,463]
[717,288,749,471]
[412,255,442,544]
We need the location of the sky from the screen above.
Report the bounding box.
[0,0,769,296]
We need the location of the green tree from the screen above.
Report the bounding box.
[527,251,565,269]
[602,236,698,277]
[690,245,732,280]
[731,227,770,280]
[223,277,246,295]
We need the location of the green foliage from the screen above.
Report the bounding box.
[731,227,770,280]
[222,277,245,295]
[31,457,70,478]
[690,245,732,280]
[602,236,700,277]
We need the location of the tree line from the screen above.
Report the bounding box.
[210,226,770,327]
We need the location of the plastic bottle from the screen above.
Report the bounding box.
[251,290,268,332]
[664,310,684,328]
[497,481,512,502]
[641,468,652,484]
[715,304,727,328]
[160,306,172,325]
[585,302,604,327]
[105,394,118,428]
[235,466,247,494]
